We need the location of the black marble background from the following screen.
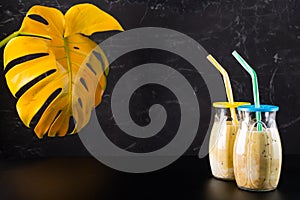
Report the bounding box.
[0,0,299,159]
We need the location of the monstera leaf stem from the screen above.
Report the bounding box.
[0,32,19,48]
[0,31,52,48]
[63,37,73,113]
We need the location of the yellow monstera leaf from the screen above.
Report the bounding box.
[0,4,123,138]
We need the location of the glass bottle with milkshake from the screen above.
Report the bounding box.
[209,101,250,180]
[234,105,281,191]
[232,51,282,191]
[206,55,250,180]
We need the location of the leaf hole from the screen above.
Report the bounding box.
[53,110,62,122]
[50,110,62,130]
[28,14,49,25]
[30,88,62,128]
[80,78,89,91]
[73,46,80,50]
[92,50,105,73]
[67,116,76,134]
[19,33,51,40]
[5,53,49,74]
[86,63,96,75]
[16,69,56,98]
[78,98,83,108]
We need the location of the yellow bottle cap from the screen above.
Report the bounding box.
[212,102,250,108]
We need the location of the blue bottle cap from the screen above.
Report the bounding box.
[237,104,279,112]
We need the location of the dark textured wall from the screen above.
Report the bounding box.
[0,0,299,158]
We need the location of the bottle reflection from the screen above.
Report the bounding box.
[203,178,283,200]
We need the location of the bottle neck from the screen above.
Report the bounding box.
[239,110,278,129]
[214,107,239,122]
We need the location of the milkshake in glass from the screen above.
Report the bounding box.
[233,105,282,191]
[209,102,250,180]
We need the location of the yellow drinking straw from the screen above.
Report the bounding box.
[206,54,238,126]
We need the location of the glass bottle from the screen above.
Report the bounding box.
[209,102,250,180]
[233,105,282,191]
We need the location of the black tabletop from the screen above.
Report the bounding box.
[0,155,299,200]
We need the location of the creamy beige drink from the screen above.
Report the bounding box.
[209,121,237,180]
[233,128,282,191]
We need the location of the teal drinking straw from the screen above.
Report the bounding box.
[232,50,262,131]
